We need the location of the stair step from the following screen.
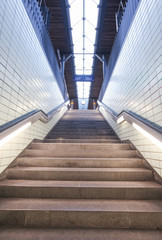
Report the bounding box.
[58,119,108,122]
[47,135,118,139]
[0,198,162,229]
[51,130,114,133]
[60,116,105,118]
[43,139,121,143]
[17,157,144,168]
[23,148,137,158]
[0,228,161,240]
[50,129,114,132]
[0,180,162,199]
[6,167,153,181]
[53,125,112,127]
[48,133,115,136]
[52,128,113,130]
[30,142,131,150]
[55,125,111,128]
[50,131,114,138]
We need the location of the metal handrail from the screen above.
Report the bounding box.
[0,101,69,141]
[98,100,162,144]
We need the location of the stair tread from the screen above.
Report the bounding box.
[31,142,125,146]
[43,139,121,142]
[18,157,140,160]
[0,180,161,188]
[43,138,120,139]
[26,149,135,152]
[0,228,161,240]
[8,167,150,172]
[47,136,118,139]
[0,198,162,212]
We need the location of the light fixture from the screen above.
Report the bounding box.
[132,123,162,149]
[60,105,67,112]
[81,100,86,105]
[0,122,31,148]
[117,115,125,124]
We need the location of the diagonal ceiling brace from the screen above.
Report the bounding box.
[64,54,73,62]
[57,49,73,77]
[95,54,107,78]
[95,54,104,63]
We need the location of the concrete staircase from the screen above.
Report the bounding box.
[0,110,162,239]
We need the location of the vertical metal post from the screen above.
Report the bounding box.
[60,54,65,78]
[102,54,108,78]
[93,99,96,110]
[115,12,119,32]
[102,54,105,78]
[70,99,74,110]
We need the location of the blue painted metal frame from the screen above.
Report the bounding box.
[22,0,68,101]
[99,0,141,101]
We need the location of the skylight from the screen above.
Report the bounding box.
[68,0,100,109]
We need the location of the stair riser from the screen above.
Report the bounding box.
[0,211,162,229]
[0,229,162,240]
[53,127,113,130]
[0,187,162,200]
[23,150,137,158]
[7,170,153,181]
[43,139,121,143]
[54,126,112,129]
[50,133,115,136]
[51,128,114,135]
[17,159,144,168]
[61,116,105,118]
[58,120,108,122]
[30,143,131,151]
[48,134,115,137]
[47,136,118,139]
[55,126,111,129]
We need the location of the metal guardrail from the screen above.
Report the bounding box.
[99,0,141,101]
[98,101,162,147]
[0,101,69,143]
[22,0,68,101]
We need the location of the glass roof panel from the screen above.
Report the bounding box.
[85,1,99,25]
[75,69,84,75]
[84,69,93,75]
[85,23,96,41]
[74,55,83,69]
[72,22,83,43]
[69,0,100,109]
[69,0,83,26]
[76,81,91,99]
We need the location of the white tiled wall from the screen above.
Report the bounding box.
[0,0,67,173]
[100,0,162,176]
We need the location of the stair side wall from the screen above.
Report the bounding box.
[100,0,162,177]
[0,0,67,174]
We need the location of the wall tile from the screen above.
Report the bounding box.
[101,0,162,177]
[0,0,66,174]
